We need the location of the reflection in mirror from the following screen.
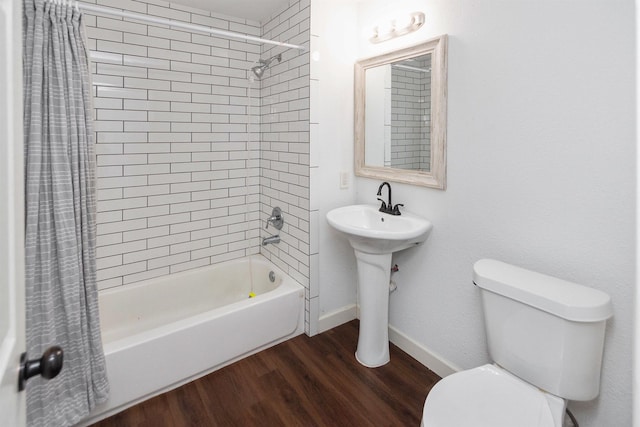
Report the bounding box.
[355,35,447,189]
[365,54,431,172]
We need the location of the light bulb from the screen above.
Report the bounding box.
[394,14,414,31]
[376,21,394,37]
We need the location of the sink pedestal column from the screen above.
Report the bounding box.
[353,250,392,367]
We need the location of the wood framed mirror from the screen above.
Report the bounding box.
[355,34,448,189]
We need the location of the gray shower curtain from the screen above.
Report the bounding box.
[23,0,109,425]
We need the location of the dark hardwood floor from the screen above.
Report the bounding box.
[92,320,441,426]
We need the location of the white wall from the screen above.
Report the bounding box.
[364,65,389,167]
[636,3,640,425]
[310,0,359,332]
[318,0,634,425]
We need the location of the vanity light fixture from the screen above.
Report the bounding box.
[370,11,425,44]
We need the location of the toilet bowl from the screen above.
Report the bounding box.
[421,364,565,427]
[420,259,613,427]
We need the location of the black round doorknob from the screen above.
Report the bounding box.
[39,346,63,379]
[18,346,64,391]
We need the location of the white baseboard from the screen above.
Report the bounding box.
[388,325,459,378]
[318,305,459,378]
[318,304,357,333]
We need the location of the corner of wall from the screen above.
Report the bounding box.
[309,0,360,334]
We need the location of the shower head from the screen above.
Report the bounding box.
[251,53,282,79]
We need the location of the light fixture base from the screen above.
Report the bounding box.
[370,11,425,44]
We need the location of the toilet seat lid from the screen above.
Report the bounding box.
[422,364,556,427]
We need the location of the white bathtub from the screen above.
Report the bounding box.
[81,255,305,425]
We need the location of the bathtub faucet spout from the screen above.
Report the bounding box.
[262,235,280,246]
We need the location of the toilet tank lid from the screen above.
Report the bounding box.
[473,259,613,322]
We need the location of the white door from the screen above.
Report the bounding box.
[0,0,26,424]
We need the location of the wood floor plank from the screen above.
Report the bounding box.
[92,320,441,426]
[285,337,394,426]
[271,342,379,427]
[196,368,255,425]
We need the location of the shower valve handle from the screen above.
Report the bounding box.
[265,207,284,230]
[18,346,64,391]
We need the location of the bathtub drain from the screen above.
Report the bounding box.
[268,271,276,282]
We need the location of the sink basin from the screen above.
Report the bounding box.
[326,204,433,368]
[326,204,433,254]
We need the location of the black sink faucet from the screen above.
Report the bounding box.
[376,182,403,215]
[377,182,392,211]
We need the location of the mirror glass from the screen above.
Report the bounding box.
[365,53,432,172]
[355,35,447,189]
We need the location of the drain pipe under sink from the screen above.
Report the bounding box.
[390,264,398,293]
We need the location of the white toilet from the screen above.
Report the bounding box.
[421,259,613,427]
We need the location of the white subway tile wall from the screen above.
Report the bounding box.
[258,1,311,332]
[390,55,431,171]
[88,0,263,290]
[87,0,312,332]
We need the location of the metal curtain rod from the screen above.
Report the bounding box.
[69,1,307,51]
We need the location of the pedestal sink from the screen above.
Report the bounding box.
[326,204,433,367]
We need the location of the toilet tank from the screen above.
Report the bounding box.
[473,259,613,401]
